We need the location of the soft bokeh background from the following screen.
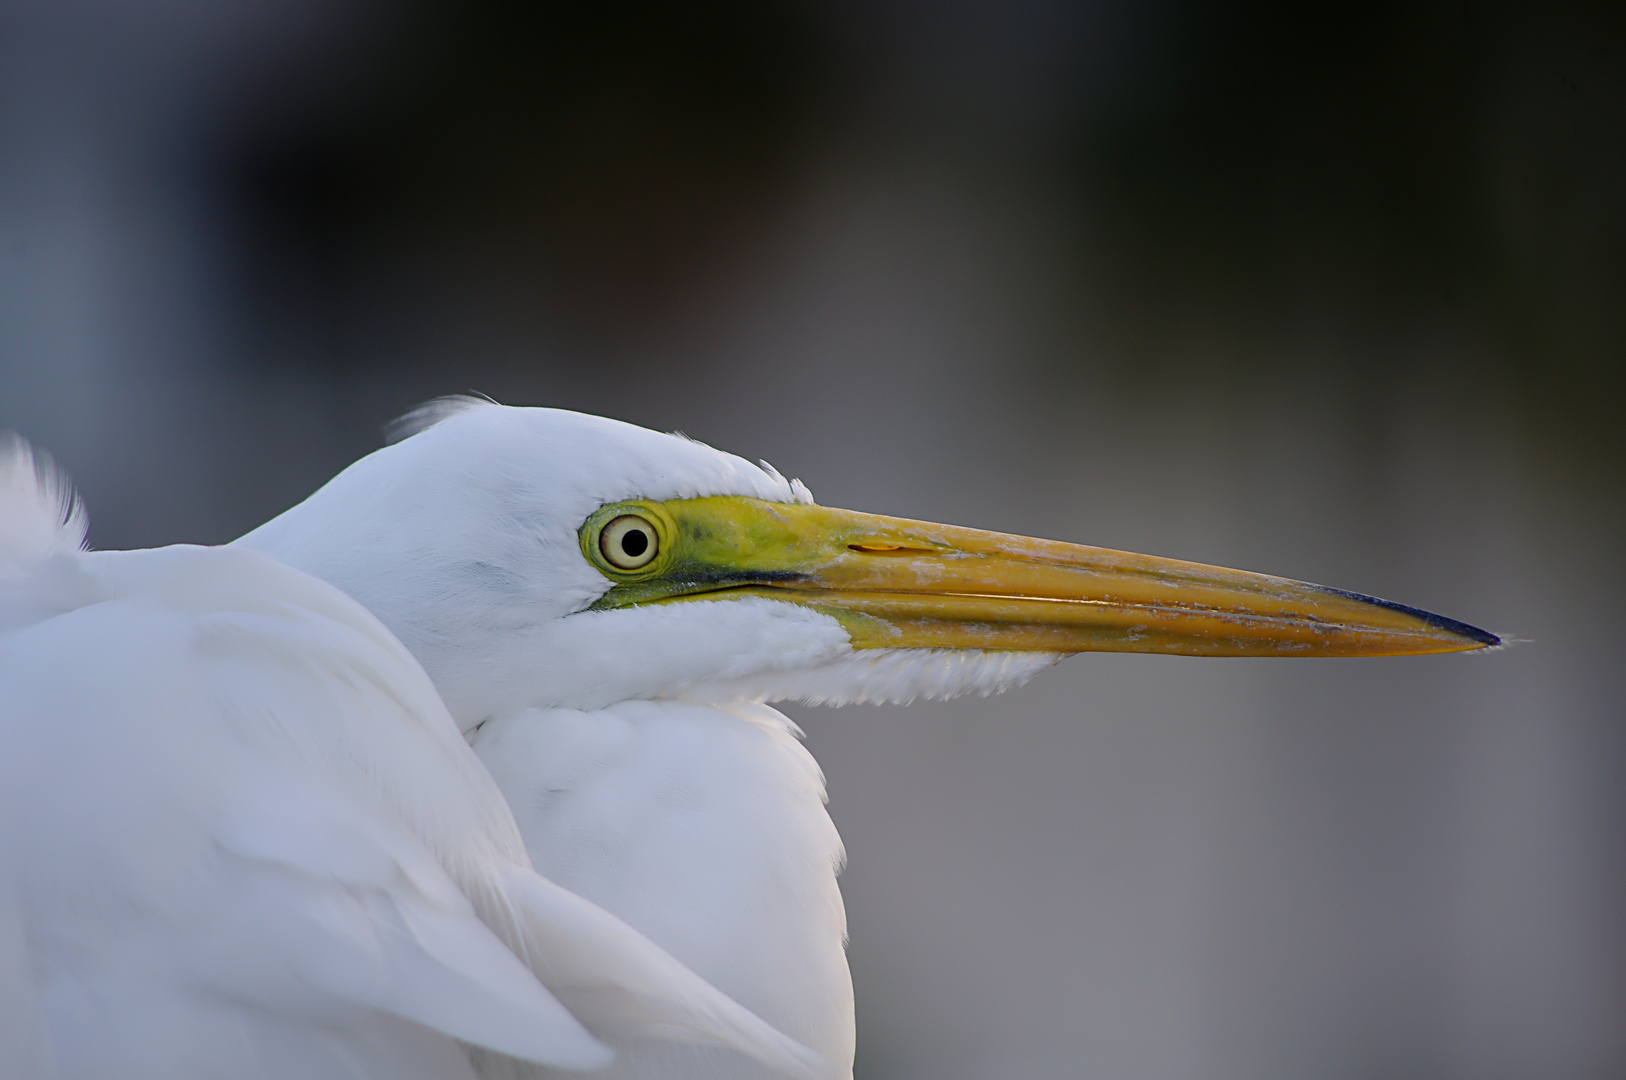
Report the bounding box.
[3,1,1622,1076]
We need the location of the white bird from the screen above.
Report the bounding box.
[2,400,1498,1079]
[0,435,824,1080]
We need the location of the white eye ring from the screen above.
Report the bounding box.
[600,514,660,570]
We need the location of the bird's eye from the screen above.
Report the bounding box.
[600,514,659,570]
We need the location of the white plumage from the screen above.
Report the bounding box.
[2,400,1496,1079]
[0,430,827,1080]
[473,699,852,1080]
[235,402,1055,1078]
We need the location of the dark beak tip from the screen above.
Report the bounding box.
[1320,585,1501,649]
[1444,621,1503,649]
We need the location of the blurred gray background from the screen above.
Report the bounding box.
[2,1,1622,1076]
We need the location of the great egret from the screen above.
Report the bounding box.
[0,435,822,1080]
[2,400,1497,1079]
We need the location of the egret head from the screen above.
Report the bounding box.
[239,399,1497,729]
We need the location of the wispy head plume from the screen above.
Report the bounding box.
[0,435,87,572]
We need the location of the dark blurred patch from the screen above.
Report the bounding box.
[1079,0,1626,459]
[221,0,838,358]
[215,0,1624,463]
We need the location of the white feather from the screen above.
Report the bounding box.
[385,393,500,445]
[473,700,852,1080]
[679,646,1061,708]
[238,406,814,726]
[10,406,1061,1080]
[1,544,609,1079]
[0,438,95,637]
[238,404,1076,1080]
[0,435,85,571]
[2,435,824,1080]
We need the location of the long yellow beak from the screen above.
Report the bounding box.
[582,497,1498,657]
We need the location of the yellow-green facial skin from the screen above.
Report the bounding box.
[578,494,904,644]
[579,496,1500,658]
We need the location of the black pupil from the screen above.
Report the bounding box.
[621,529,649,558]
